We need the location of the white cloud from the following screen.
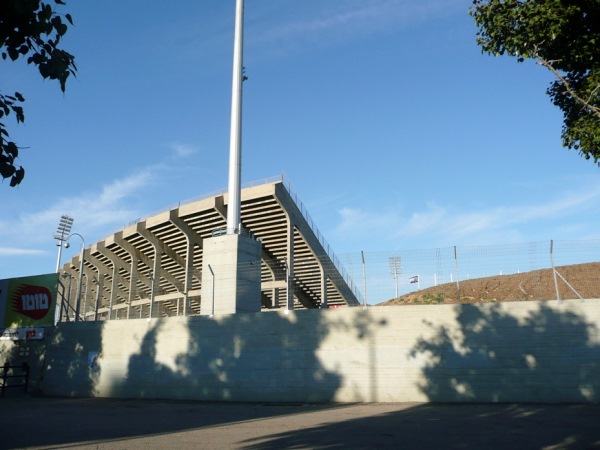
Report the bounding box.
[332,183,600,249]
[0,248,45,256]
[0,165,162,252]
[250,0,465,48]
[170,142,196,158]
[336,206,400,235]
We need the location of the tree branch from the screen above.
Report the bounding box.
[534,48,600,120]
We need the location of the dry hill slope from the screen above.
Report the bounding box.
[380,262,600,306]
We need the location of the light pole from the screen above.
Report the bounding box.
[54,215,74,272]
[389,256,401,299]
[226,0,245,235]
[65,233,85,322]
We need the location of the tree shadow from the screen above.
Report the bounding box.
[116,310,344,402]
[409,303,600,402]
[6,305,600,449]
[42,321,105,397]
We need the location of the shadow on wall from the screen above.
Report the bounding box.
[43,321,105,397]
[114,310,345,402]
[409,303,600,402]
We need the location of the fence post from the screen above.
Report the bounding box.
[361,251,367,309]
[454,246,461,304]
[550,240,561,303]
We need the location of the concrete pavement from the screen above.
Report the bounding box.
[1,397,600,449]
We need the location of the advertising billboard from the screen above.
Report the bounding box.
[0,273,59,328]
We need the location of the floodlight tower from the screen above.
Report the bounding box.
[389,256,402,298]
[54,215,74,272]
[226,0,245,235]
[200,0,262,316]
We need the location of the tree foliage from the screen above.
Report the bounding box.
[470,0,600,163]
[0,0,76,187]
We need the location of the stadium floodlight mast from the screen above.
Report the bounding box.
[54,215,74,272]
[226,0,245,235]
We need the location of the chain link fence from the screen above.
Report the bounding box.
[338,240,600,305]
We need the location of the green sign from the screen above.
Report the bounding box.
[0,273,59,327]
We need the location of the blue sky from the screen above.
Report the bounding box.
[1,0,600,281]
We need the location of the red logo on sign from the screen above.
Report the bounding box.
[11,284,53,321]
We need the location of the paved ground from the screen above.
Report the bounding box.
[1,396,600,449]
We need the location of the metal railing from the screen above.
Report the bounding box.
[277,175,364,304]
[1,362,29,397]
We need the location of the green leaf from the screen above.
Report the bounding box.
[6,142,18,157]
[0,161,16,180]
[10,167,25,187]
[7,47,19,61]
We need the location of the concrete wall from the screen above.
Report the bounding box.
[0,331,52,395]
[42,299,600,402]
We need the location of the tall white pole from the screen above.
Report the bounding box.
[227,0,245,234]
[361,251,367,309]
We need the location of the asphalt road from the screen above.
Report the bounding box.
[1,397,600,449]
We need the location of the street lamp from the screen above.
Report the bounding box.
[54,215,74,272]
[65,233,85,322]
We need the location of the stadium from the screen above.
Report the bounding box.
[58,176,362,322]
[2,0,600,411]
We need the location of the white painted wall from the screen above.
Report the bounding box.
[42,300,600,402]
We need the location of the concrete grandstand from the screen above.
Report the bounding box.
[58,176,362,321]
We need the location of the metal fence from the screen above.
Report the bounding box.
[56,239,600,321]
[339,240,600,305]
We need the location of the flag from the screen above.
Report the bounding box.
[409,275,419,284]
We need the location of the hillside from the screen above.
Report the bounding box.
[379,262,600,306]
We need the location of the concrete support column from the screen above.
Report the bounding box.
[182,243,193,316]
[150,251,162,318]
[201,233,261,315]
[107,264,117,320]
[81,271,92,320]
[320,265,328,309]
[286,220,295,311]
[86,254,115,320]
[170,212,202,316]
[94,242,130,318]
[127,259,138,320]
